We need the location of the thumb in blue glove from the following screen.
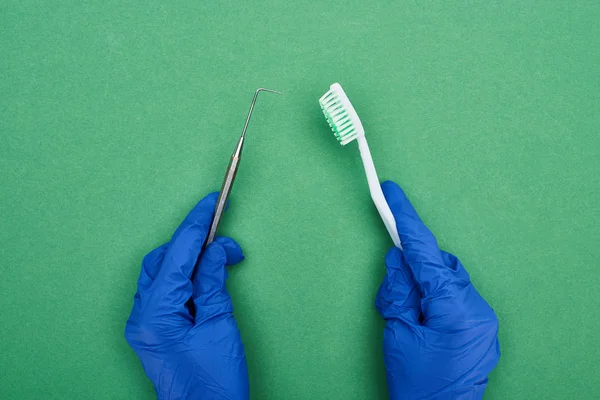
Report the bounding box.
[376,181,500,400]
[125,192,249,400]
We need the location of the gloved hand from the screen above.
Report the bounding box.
[125,192,248,400]
[376,181,500,400]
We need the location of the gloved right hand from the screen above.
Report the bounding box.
[376,181,500,400]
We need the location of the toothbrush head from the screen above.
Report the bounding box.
[319,83,365,146]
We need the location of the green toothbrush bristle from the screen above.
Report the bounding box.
[320,96,356,143]
[319,83,361,146]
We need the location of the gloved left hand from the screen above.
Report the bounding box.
[125,192,249,400]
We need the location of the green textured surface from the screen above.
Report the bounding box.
[1,1,600,399]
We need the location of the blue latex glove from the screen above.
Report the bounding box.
[125,192,249,400]
[376,181,500,400]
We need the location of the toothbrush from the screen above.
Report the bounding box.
[319,83,401,248]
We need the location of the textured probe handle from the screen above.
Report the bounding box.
[356,135,402,248]
[206,153,240,245]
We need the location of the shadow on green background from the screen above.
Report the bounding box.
[1,1,599,399]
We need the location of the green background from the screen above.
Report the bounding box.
[1,1,599,399]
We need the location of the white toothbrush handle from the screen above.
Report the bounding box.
[356,135,401,248]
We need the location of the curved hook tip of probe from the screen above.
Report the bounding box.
[255,87,282,95]
[240,87,282,138]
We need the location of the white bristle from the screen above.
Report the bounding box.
[318,83,364,146]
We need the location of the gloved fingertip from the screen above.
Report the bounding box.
[214,236,245,266]
[206,191,232,211]
[381,180,406,201]
[205,191,220,203]
[193,192,220,214]
[201,241,228,266]
[381,181,415,219]
[180,192,221,231]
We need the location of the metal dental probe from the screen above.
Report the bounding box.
[205,88,281,245]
